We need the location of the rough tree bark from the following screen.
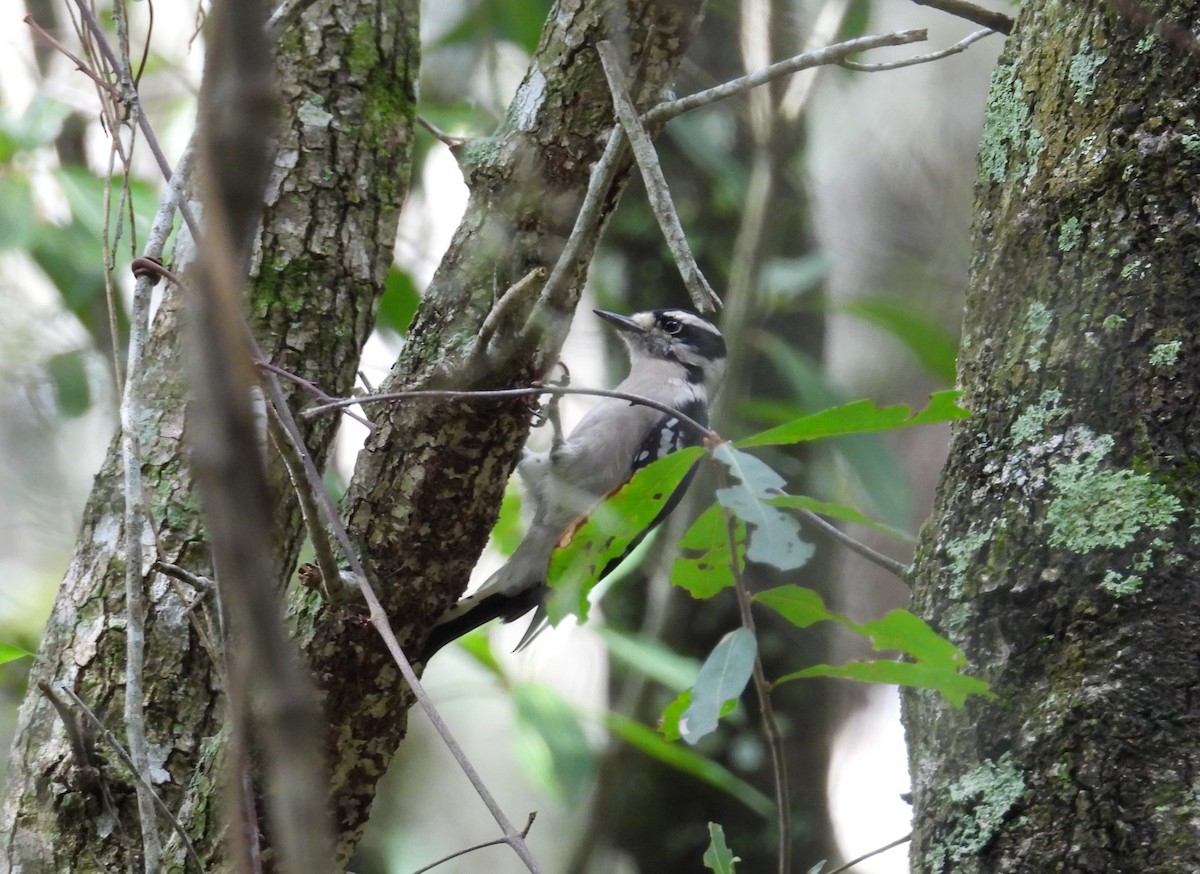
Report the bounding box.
[903,0,1200,871]
[0,2,419,870]
[286,2,706,865]
[3,0,713,871]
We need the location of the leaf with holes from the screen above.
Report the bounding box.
[547,447,703,624]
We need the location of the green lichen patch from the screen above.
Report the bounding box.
[1101,314,1127,331]
[925,752,1026,871]
[1149,341,1182,368]
[1046,434,1182,553]
[1100,569,1142,596]
[1057,217,1082,252]
[1068,39,1107,104]
[979,63,1030,183]
[1023,301,1054,370]
[945,527,993,599]
[1010,389,1067,445]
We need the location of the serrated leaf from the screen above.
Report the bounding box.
[736,391,970,449]
[680,628,757,745]
[547,447,703,624]
[0,644,33,665]
[605,712,773,817]
[512,682,595,802]
[777,660,991,708]
[753,585,841,629]
[673,504,743,599]
[703,823,740,873]
[768,495,915,543]
[712,445,812,571]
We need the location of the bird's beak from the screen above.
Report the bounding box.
[594,309,645,335]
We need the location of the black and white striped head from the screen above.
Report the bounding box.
[595,308,726,391]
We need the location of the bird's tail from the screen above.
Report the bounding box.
[421,529,557,660]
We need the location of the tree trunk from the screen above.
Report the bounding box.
[0,2,419,870]
[287,2,706,864]
[903,0,1200,871]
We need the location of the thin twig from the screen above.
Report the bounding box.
[840,29,996,71]
[51,685,206,874]
[797,509,912,583]
[301,385,717,443]
[597,40,720,314]
[909,0,1013,34]
[825,833,912,874]
[23,15,120,96]
[417,115,469,149]
[118,107,173,874]
[72,0,202,243]
[257,360,375,431]
[477,266,546,351]
[647,30,928,127]
[249,328,545,874]
[713,465,791,874]
[410,812,538,874]
[152,560,216,591]
[266,404,342,595]
[531,123,626,319]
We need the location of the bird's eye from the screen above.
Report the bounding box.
[662,317,682,334]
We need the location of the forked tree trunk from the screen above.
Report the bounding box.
[903,0,1200,870]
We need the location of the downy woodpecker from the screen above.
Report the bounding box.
[421,308,726,659]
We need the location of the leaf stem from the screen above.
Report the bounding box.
[713,462,791,874]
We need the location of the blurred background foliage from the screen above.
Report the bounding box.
[0,0,1001,871]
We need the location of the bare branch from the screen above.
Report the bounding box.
[909,0,1013,34]
[797,509,913,583]
[646,29,929,125]
[825,833,912,874]
[301,384,718,443]
[840,28,996,71]
[411,812,539,874]
[598,40,721,313]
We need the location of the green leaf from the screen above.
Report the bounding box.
[753,585,841,629]
[377,266,420,335]
[703,823,740,873]
[681,628,757,745]
[844,297,959,383]
[672,504,744,599]
[604,712,773,817]
[853,609,965,666]
[658,688,691,742]
[45,350,91,417]
[712,444,813,571]
[546,447,703,624]
[0,175,36,249]
[756,589,990,706]
[736,391,971,449]
[778,660,991,708]
[768,494,915,543]
[597,627,699,691]
[512,682,595,802]
[659,689,738,742]
[0,644,33,665]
